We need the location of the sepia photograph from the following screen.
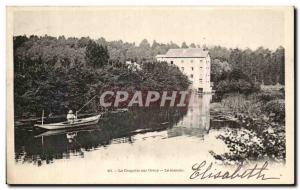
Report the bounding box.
[6,6,294,185]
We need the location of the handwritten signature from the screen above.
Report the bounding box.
[190,161,280,180]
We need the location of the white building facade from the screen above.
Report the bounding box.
[156,48,211,92]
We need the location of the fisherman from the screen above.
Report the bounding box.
[67,110,76,123]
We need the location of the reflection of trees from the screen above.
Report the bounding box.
[167,94,212,139]
[14,106,188,166]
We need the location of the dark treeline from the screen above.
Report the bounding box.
[14,35,284,85]
[14,35,190,118]
[206,46,284,85]
[13,35,284,117]
[210,46,284,95]
[15,35,284,83]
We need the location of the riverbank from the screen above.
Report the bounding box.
[210,90,285,164]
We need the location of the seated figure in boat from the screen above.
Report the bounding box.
[67,110,76,123]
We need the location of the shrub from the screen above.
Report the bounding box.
[258,91,285,102]
[262,99,285,123]
[212,125,285,163]
[215,79,258,95]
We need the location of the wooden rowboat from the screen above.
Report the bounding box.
[34,114,101,130]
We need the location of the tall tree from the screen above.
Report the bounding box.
[181,42,188,48]
[85,40,109,68]
[190,43,196,48]
[139,39,151,49]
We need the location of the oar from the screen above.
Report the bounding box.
[76,95,98,118]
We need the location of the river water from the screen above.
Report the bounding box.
[12,93,287,184]
[15,94,234,167]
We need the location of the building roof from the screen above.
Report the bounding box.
[156,48,209,58]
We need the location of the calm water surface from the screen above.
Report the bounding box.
[15,94,233,166]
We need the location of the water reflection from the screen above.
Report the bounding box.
[15,94,213,166]
[168,94,212,139]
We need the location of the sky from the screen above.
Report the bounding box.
[13,7,287,50]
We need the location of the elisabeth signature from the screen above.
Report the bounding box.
[190,161,280,180]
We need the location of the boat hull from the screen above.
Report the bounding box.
[35,114,101,130]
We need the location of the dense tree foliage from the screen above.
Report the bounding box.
[210,59,231,82]
[227,47,284,85]
[13,35,285,117]
[85,40,109,68]
[13,35,189,117]
[209,46,284,85]
[214,68,260,95]
[14,35,284,86]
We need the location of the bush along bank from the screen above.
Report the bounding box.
[210,91,285,164]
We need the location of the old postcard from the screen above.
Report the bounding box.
[6,6,294,185]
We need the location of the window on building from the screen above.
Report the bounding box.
[200,66,202,69]
[191,60,193,63]
[191,67,194,71]
[200,60,203,63]
[181,60,184,63]
[170,61,173,64]
[190,74,193,78]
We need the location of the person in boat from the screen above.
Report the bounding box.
[67,110,76,123]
